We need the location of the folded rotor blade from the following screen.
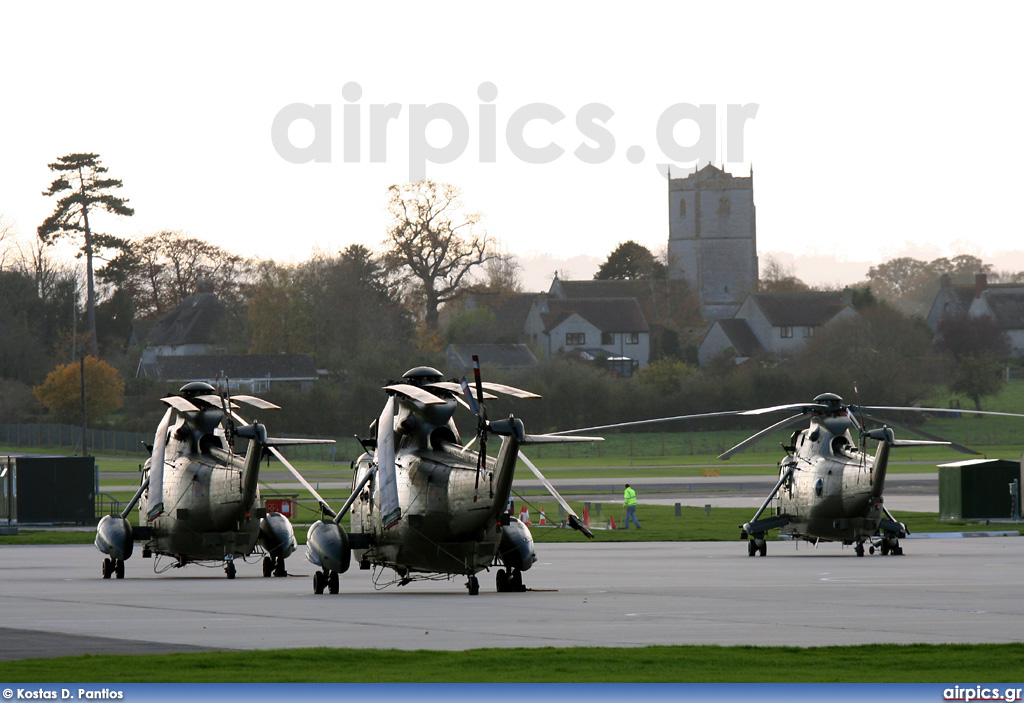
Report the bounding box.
[517,450,593,539]
[146,407,174,521]
[427,381,497,400]
[383,383,445,405]
[480,381,541,399]
[376,397,401,529]
[718,413,808,460]
[194,394,239,409]
[232,394,280,410]
[161,396,199,414]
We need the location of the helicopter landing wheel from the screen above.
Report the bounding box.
[467,575,480,596]
[313,570,325,594]
[511,568,525,591]
[328,570,339,594]
[263,556,274,577]
[869,545,876,555]
[758,539,767,557]
[496,568,509,592]
[114,559,125,579]
[880,539,891,556]
[855,542,865,558]
[892,544,904,556]
[747,540,756,557]
[102,558,113,579]
[225,561,237,579]
[274,556,288,577]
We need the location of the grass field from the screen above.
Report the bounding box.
[1,643,1023,682]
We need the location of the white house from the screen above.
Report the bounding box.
[968,286,1024,356]
[698,291,858,365]
[523,297,651,376]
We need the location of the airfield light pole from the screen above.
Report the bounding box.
[80,354,88,457]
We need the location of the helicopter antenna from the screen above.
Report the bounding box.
[220,373,236,450]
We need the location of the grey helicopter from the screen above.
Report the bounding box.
[304,357,599,595]
[95,381,333,579]
[556,392,1024,557]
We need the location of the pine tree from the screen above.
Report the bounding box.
[38,153,134,356]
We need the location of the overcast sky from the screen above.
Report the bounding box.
[2,3,1022,291]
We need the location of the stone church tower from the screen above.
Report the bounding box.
[667,164,757,320]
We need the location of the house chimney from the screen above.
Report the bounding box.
[975,272,988,299]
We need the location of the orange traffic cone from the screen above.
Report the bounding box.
[539,508,547,525]
[608,516,617,530]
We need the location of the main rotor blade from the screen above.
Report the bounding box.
[548,409,742,435]
[230,409,336,518]
[718,413,809,460]
[739,403,828,416]
[522,433,604,444]
[861,413,979,455]
[518,451,593,539]
[863,405,1024,420]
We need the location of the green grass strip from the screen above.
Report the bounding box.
[1,643,1022,682]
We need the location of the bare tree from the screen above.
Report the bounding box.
[99,230,254,320]
[382,181,495,330]
[0,214,17,270]
[759,254,810,292]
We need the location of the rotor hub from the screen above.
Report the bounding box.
[402,366,444,385]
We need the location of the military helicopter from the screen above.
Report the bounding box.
[94,381,332,579]
[304,358,599,595]
[557,392,1024,557]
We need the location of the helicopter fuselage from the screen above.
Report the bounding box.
[140,449,262,561]
[350,436,522,577]
[772,419,890,544]
[135,421,292,566]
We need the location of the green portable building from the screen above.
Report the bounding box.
[937,458,1022,520]
[1,455,95,524]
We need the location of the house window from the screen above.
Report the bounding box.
[780,326,793,338]
[625,332,639,345]
[566,332,585,346]
[601,332,614,345]
[803,326,815,338]
[251,379,270,393]
[678,197,686,217]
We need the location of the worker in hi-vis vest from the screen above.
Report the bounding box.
[623,483,641,529]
